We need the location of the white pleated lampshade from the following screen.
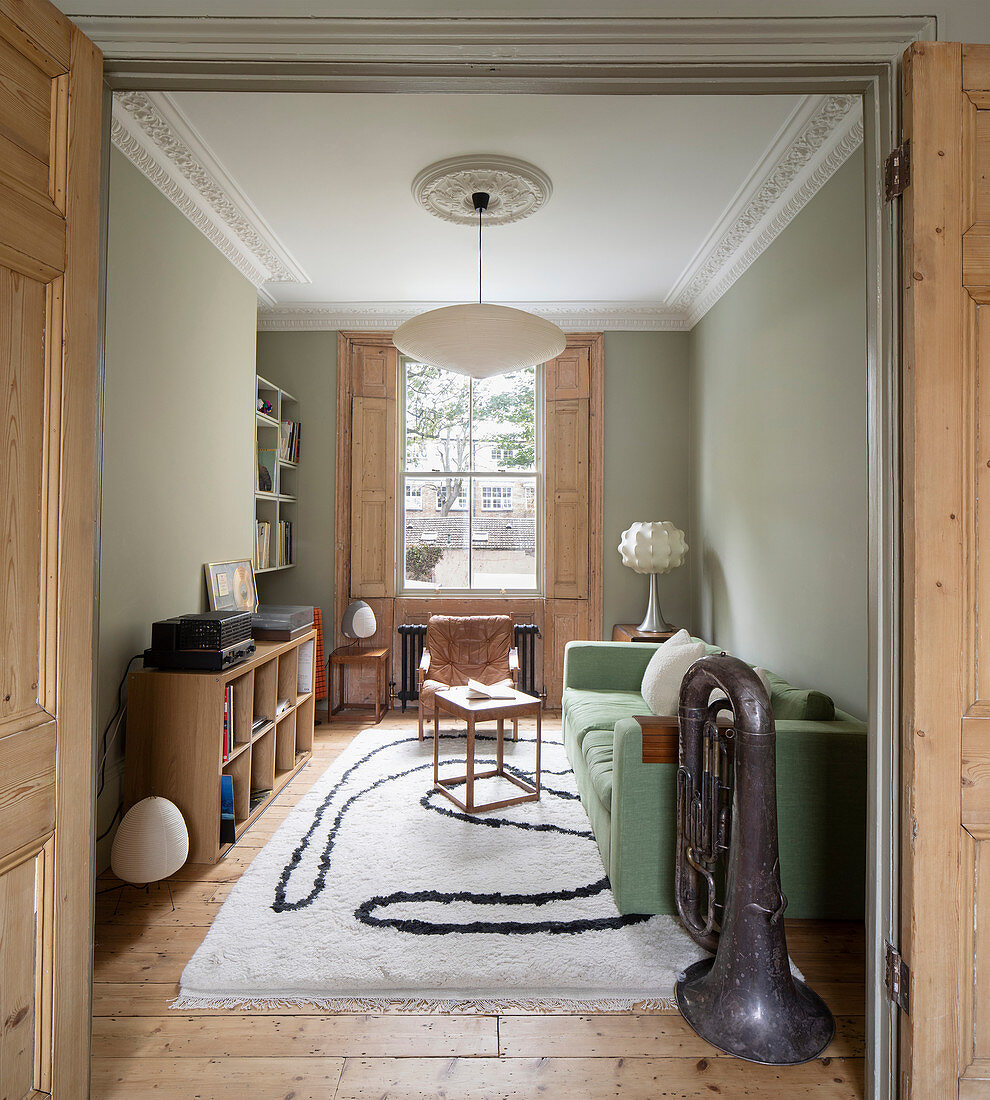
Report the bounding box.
[618,521,689,576]
[393,303,567,378]
[111,796,189,884]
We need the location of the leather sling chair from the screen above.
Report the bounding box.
[417,614,520,740]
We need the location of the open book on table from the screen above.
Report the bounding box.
[464,679,517,701]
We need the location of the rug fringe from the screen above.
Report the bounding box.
[170,993,679,1014]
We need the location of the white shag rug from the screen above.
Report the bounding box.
[176,721,718,1012]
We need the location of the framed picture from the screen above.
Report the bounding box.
[205,559,258,613]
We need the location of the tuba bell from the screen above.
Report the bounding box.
[674,654,835,1065]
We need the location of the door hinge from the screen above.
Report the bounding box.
[885,941,910,1013]
[884,141,911,201]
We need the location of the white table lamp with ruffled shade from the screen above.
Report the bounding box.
[618,521,689,634]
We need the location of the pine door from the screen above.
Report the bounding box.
[901,40,990,1098]
[0,1,101,1095]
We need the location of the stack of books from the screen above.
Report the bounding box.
[278,519,293,566]
[255,520,272,569]
[221,683,235,761]
[278,419,301,463]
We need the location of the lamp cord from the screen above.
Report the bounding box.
[478,203,483,304]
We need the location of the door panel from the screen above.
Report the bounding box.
[901,41,990,1097]
[0,2,101,1096]
[1,267,46,726]
[0,854,39,1100]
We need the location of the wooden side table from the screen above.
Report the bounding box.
[433,686,542,813]
[612,623,680,643]
[633,713,732,763]
[330,645,390,723]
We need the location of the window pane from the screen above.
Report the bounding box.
[403,477,469,590]
[472,367,537,472]
[403,361,470,472]
[471,477,538,591]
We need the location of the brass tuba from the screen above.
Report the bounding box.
[674,654,835,1065]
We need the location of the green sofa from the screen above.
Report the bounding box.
[562,639,867,918]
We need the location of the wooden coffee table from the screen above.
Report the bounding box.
[432,686,542,813]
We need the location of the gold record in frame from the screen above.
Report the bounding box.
[231,565,253,610]
[205,559,258,614]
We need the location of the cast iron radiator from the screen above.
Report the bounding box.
[396,623,542,710]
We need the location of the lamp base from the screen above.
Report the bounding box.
[637,573,673,634]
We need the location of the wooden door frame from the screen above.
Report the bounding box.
[83,15,933,1095]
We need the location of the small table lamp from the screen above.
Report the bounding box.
[618,521,688,633]
[341,599,378,646]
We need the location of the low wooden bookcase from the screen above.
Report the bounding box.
[124,631,317,863]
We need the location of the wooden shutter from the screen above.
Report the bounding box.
[334,335,398,706]
[542,336,603,705]
[545,397,590,599]
[900,41,990,1097]
[0,5,102,1095]
[350,395,396,597]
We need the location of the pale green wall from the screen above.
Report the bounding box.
[252,330,691,646]
[690,146,868,717]
[603,332,693,635]
[96,148,257,863]
[255,331,337,656]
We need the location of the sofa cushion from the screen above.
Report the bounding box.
[581,730,615,808]
[763,670,835,721]
[562,689,645,751]
[641,635,705,716]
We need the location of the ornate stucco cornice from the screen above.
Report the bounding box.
[256,301,691,333]
[666,94,864,327]
[110,91,309,290]
[110,88,862,332]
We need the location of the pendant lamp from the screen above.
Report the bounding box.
[393,191,566,379]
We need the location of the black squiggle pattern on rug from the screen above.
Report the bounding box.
[354,878,651,934]
[272,731,640,934]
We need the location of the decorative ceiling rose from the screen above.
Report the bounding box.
[412,155,553,226]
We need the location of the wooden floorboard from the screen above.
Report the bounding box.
[91,711,866,1099]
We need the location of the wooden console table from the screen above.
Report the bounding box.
[612,623,680,643]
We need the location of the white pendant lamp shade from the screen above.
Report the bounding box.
[111,796,189,884]
[394,303,566,379]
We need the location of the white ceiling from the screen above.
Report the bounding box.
[167,91,801,306]
[110,87,863,328]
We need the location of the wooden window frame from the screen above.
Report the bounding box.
[397,354,542,598]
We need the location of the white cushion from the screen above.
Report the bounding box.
[641,633,706,717]
[710,664,773,708]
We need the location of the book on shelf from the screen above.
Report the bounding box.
[464,678,517,701]
[251,715,269,734]
[221,683,234,760]
[257,447,276,493]
[278,419,301,463]
[277,519,293,567]
[220,774,235,844]
[297,638,314,694]
[249,788,272,812]
[255,520,272,570]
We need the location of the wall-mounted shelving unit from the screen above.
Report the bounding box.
[256,373,300,574]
